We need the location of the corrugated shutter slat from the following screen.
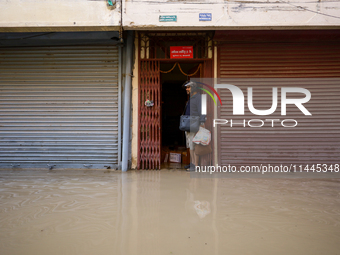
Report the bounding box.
[217,42,340,167]
[0,46,120,167]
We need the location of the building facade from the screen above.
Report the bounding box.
[124,0,340,169]
[0,1,123,169]
[1,0,340,170]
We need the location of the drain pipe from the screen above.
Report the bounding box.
[122,31,134,172]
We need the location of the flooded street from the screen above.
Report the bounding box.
[0,170,340,255]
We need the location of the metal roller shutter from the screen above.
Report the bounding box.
[217,41,340,167]
[0,46,121,169]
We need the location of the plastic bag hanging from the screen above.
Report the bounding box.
[192,127,211,146]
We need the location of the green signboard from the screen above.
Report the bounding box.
[159,15,177,22]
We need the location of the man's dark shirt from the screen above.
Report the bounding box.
[184,92,205,123]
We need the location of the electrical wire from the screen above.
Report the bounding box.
[125,0,340,20]
[279,0,340,20]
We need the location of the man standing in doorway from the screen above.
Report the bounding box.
[182,81,206,171]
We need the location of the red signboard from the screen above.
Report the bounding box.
[170,46,193,59]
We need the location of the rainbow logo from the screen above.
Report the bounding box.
[196,82,223,106]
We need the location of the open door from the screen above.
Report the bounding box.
[138,60,161,169]
[138,59,214,169]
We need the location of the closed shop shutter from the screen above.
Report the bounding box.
[0,46,121,169]
[217,41,340,167]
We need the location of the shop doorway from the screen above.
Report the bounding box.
[160,62,202,169]
[136,32,214,170]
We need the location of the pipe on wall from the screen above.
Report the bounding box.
[121,31,134,172]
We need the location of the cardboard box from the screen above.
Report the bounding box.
[169,152,181,163]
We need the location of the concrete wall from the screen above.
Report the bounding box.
[123,0,340,30]
[2,0,339,32]
[0,0,121,32]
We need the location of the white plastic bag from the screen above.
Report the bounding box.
[192,127,211,145]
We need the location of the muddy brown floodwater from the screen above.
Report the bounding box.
[0,169,340,255]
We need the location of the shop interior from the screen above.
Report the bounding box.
[160,61,202,169]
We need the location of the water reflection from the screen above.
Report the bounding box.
[0,170,339,255]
